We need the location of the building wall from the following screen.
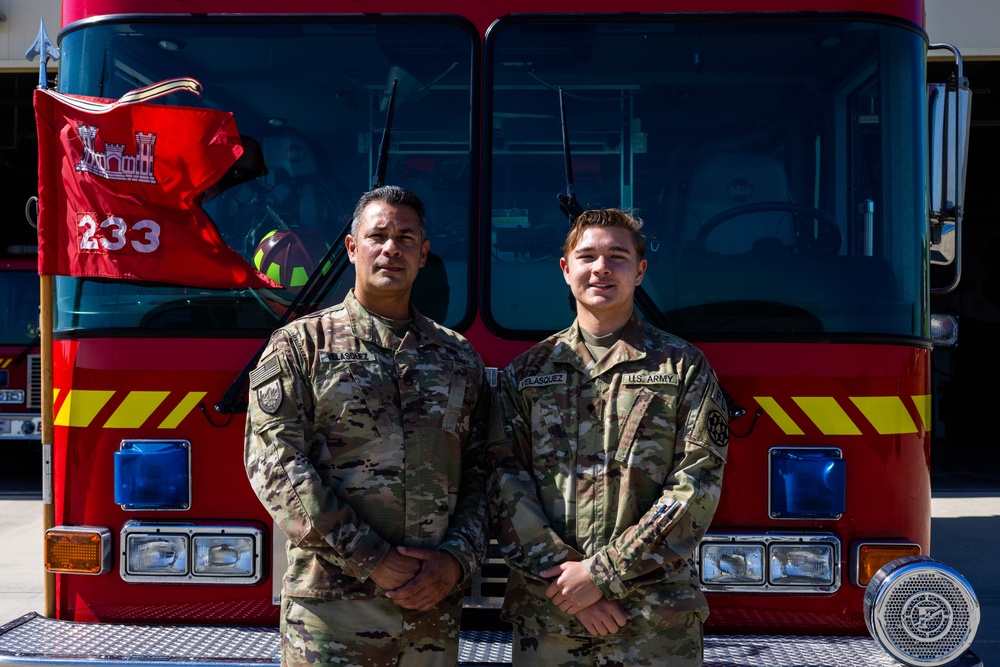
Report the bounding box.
[927,0,1000,59]
[0,0,61,72]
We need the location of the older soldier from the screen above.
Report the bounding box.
[245,185,489,667]
[487,208,729,666]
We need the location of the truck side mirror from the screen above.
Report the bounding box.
[927,42,971,295]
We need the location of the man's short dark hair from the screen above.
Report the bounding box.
[351,185,427,237]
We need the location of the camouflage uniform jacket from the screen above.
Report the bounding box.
[487,310,729,635]
[245,289,489,600]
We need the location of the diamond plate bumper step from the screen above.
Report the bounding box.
[0,612,982,667]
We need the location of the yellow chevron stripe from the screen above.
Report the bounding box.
[755,396,804,435]
[909,394,931,431]
[792,397,862,435]
[850,396,918,435]
[159,392,207,429]
[54,390,115,427]
[53,388,60,404]
[104,391,170,428]
[748,394,933,436]
[0,359,10,369]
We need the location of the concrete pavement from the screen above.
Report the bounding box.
[0,497,43,624]
[927,491,1000,664]
[0,494,995,664]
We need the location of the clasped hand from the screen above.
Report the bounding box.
[369,546,462,611]
[540,561,630,636]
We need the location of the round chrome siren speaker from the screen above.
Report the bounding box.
[864,554,979,666]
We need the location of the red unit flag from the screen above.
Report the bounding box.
[34,78,280,289]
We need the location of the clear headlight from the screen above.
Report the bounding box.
[121,522,263,584]
[770,543,835,586]
[126,533,187,576]
[701,533,840,593]
[0,389,25,404]
[701,543,765,585]
[193,535,256,577]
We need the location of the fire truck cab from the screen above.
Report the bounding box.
[0,1,982,666]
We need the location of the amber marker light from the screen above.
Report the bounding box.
[855,543,921,586]
[44,526,112,575]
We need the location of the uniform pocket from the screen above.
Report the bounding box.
[613,388,673,486]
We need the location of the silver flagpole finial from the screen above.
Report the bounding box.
[25,19,60,89]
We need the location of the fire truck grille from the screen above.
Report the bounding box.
[27,354,42,410]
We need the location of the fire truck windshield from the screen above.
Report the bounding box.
[485,17,927,341]
[52,17,475,334]
[51,15,928,343]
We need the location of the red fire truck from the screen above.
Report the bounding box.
[0,250,42,451]
[0,71,45,461]
[0,1,982,666]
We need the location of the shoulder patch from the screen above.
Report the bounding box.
[707,408,730,448]
[255,379,283,415]
[518,373,567,390]
[249,356,281,390]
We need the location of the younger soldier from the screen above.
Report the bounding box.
[245,185,489,666]
[487,208,729,666]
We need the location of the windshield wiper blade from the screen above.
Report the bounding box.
[556,87,584,223]
[555,87,671,333]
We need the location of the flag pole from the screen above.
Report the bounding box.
[26,18,59,618]
[38,275,54,618]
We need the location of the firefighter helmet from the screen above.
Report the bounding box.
[253,228,331,289]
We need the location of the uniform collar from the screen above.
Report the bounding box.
[551,309,647,377]
[344,289,444,351]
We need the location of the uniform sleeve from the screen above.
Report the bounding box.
[243,330,390,582]
[437,359,491,586]
[486,367,585,579]
[585,355,729,599]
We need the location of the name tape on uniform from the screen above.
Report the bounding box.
[519,373,567,390]
[321,351,372,363]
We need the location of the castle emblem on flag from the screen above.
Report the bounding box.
[75,124,157,184]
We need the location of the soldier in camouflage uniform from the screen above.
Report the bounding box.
[245,185,490,667]
[487,208,729,666]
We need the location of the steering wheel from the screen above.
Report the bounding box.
[695,201,842,255]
